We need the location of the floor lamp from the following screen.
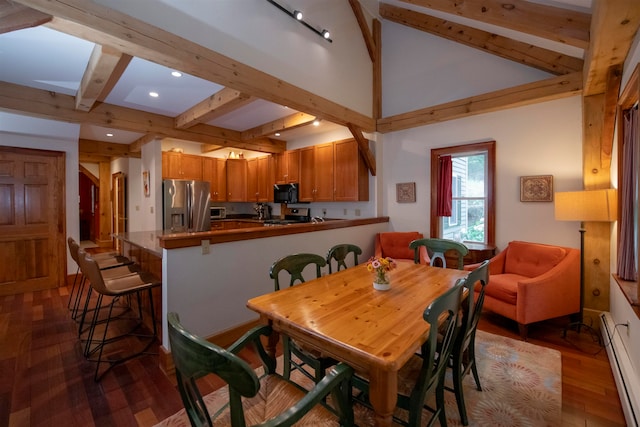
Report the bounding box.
[554,189,617,336]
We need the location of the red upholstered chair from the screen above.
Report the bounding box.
[375,232,428,264]
[466,240,580,340]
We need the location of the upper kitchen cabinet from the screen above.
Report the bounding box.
[299,143,334,202]
[162,151,203,180]
[334,139,369,201]
[226,159,247,202]
[274,150,300,184]
[247,156,274,202]
[202,157,226,202]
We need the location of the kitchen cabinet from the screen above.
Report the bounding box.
[299,143,334,202]
[247,156,273,202]
[274,150,300,184]
[334,138,369,201]
[226,159,247,202]
[202,157,226,202]
[162,151,203,180]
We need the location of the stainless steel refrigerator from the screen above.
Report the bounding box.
[163,179,211,232]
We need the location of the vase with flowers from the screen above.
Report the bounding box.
[366,256,397,291]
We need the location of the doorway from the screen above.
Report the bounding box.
[79,165,99,243]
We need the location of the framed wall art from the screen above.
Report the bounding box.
[143,171,150,197]
[520,175,553,202]
[396,182,416,203]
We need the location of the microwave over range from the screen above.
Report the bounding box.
[273,183,299,204]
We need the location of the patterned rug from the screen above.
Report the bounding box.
[155,330,561,426]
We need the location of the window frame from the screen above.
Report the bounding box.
[430,140,496,246]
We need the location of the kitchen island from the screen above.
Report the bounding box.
[116,216,390,373]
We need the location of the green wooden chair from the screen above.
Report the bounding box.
[352,280,464,427]
[449,259,490,425]
[409,238,469,270]
[167,312,355,427]
[269,253,336,385]
[326,243,362,273]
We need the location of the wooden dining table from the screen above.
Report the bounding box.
[246,261,468,427]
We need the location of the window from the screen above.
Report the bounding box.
[430,141,495,246]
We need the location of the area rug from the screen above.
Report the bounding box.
[155,330,561,426]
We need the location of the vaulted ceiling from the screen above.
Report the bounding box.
[1,0,639,170]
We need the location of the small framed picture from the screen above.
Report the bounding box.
[520,175,553,202]
[396,182,416,203]
[143,171,150,197]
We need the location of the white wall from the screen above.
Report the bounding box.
[0,111,81,274]
[381,97,583,250]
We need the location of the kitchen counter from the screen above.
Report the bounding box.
[161,216,389,249]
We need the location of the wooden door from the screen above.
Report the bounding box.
[257,156,272,202]
[334,139,369,201]
[0,147,66,295]
[112,172,126,251]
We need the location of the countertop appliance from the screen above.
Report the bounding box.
[210,206,226,220]
[263,207,310,225]
[163,179,211,232]
[273,183,299,204]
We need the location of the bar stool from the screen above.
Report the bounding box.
[67,237,133,322]
[77,248,161,381]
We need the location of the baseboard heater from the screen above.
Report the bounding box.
[600,311,639,427]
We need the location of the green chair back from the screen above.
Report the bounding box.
[409,238,469,269]
[326,243,362,273]
[269,253,327,290]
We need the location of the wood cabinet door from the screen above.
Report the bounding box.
[203,157,226,201]
[0,147,66,295]
[226,159,247,202]
[314,143,334,201]
[299,146,315,202]
[334,139,369,201]
[285,149,300,183]
[162,152,182,179]
[257,156,272,202]
[246,158,258,202]
[273,152,286,184]
[181,154,203,180]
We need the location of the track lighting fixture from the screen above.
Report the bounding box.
[266,0,333,43]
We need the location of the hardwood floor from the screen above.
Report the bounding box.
[0,283,627,426]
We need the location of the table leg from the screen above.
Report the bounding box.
[266,328,279,359]
[368,368,397,427]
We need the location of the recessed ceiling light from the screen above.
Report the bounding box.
[171,71,182,77]
[313,120,320,126]
[149,91,159,98]
[106,133,113,137]
[275,132,281,137]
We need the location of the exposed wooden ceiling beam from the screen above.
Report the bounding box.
[377,71,582,132]
[0,81,285,153]
[75,44,125,111]
[348,0,376,62]
[380,3,583,76]
[347,123,376,176]
[16,0,375,132]
[583,0,640,96]
[240,112,316,140]
[79,138,141,159]
[0,0,50,33]
[399,0,590,49]
[174,87,254,129]
[129,133,159,153]
[200,137,283,154]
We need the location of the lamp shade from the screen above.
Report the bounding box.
[554,189,617,222]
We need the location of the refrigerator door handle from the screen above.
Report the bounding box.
[186,182,193,231]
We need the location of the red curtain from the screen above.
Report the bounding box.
[437,155,452,217]
[617,107,637,281]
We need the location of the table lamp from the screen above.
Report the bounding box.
[554,189,617,336]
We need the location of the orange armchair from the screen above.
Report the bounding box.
[374,232,428,264]
[466,240,580,339]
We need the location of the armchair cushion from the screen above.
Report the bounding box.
[376,232,423,261]
[503,241,567,278]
